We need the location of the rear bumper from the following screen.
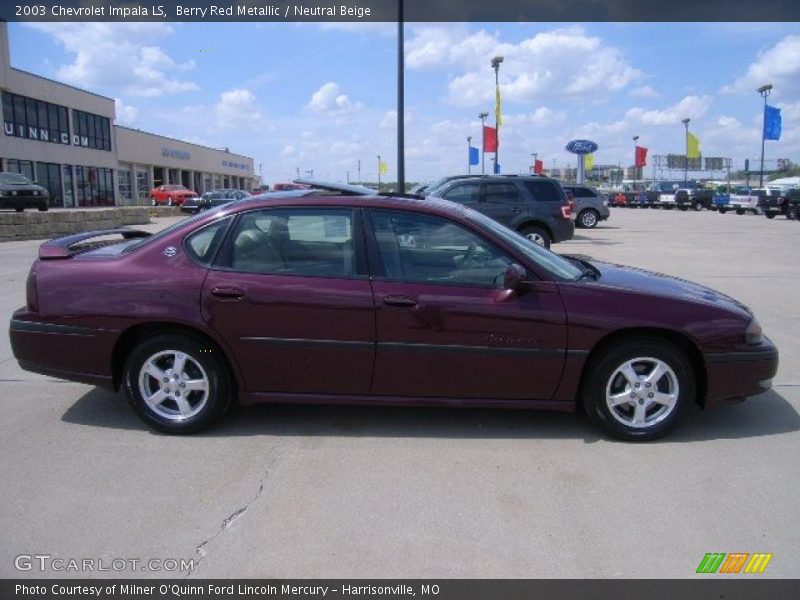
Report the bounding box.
[9,310,117,389]
[704,338,779,406]
[552,220,576,244]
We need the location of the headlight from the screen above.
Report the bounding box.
[745,318,763,345]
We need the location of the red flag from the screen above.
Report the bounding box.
[635,146,648,168]
[483,126,497,153]
[534,159,544,174]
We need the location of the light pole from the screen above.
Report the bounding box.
[758,83,773,188]
[467,136,473,174]
[397,0,405,192]
[531,152,537,174]
[357,159,361,184]
[632,135,639,191]
[681,118,690,187]
[478,112,488,174]
[376,155,381,192]
[491,56,504,174]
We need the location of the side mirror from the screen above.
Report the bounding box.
[503,263,530,292]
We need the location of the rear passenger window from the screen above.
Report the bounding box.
[577,187,596,197]
[184,217,231,266]
[483,183,521,203]
[524,181,563,202]
[227,209,355,278]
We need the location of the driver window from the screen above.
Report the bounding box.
[370,210,512,287]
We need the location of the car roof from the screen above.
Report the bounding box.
[221,193,464,217]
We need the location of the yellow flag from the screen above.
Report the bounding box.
[379,160,388,176]
[584,153,594,171]
[687,132,700,159]
[495,85,502,128]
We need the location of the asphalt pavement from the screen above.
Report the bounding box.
[0,208,797,579]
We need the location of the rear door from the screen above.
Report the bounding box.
[478,181,525,227]
[522,179,567,220]
[201,206,375,394]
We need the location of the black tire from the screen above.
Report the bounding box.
[14,206,24,212]
[578,209,599,229]
[581,338,695,441]
[736,208,745,215]
[719,208,728,214]
[124,333,233,434]
[518,224,551,248]
[38,205,49,212]
[765,212,776,219]
[788,206,798,221]
[693,201,703,211]
[151,198,157,206]
[679,205,689,211]
[167,196,174,206]
[664,205,673,210]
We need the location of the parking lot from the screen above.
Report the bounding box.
[0,207,797,579]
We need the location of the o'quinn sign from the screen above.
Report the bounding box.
[565,140,598,155]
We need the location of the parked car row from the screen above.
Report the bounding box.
[611,186,800,220]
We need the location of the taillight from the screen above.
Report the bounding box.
[26,266,38,313]
[561,204,572,219]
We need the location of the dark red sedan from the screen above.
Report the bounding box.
[9,194,777,440]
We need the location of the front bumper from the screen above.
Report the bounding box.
[704,338,779,406]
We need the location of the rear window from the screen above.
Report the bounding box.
[523,180,564,203]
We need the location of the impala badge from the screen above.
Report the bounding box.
[163,246,178,257]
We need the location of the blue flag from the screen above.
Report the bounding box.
[494,162,501,174]
[764,105,782,140]
[469,146,479,166]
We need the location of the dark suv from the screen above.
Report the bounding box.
[429,175,574,247]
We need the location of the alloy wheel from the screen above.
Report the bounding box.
[138,350,209,421]
[605,357,679,429]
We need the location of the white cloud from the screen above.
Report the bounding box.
[114,98,138,125]
[379,109,414,129]
[213,88,264,130]
[306,82,363,116]
[26,23,199,97]
[630,85,660,99]
[406,25,641,106]
[723,35,800,97]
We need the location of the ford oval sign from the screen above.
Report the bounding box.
[565,139,598,155]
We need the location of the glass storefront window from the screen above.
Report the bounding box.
[136,168,150,203]
[35,162,63,207]
[2,91,71,145]
[118,165,133,204]
[62,165,74,208]
[7,159,35,181]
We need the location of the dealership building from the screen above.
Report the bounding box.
[0,23,258,207]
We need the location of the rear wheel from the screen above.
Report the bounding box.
[167,196,174,206]
[151,198,157,206]
[693,201,703,211]
[14,206,24,212]
[124,333,232,434]
[578,209,599,229]
[518,225,551,248]
[765,212,776,219]
[736,208,745,215]
[582,339,695,441]
[38,205,49,212]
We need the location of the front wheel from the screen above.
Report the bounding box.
[124,334,232,434]
[694,201,703,211]
[765,212,776,219]
[518,225,551,248]
[736,208,745,215]
[582,339,695,441]
[578,209,599,229]
[167,196,174,206]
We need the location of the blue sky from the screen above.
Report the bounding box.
[8,21,800,184]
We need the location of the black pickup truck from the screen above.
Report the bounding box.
[759,188,799,219]
[675,188,715,211]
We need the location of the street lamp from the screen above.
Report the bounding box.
[467,136,473,174]
[376,155,381,192]
[490,56,504,174]
[531,152,538,174]
[632,135,639,192]
[681,118,690,187]
[478,112,489,174]
[758,83,773,188]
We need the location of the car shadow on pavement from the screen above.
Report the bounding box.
[62,387,799,444]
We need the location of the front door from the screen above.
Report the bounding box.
[479,181,525,227]
[202,207,375,394]
[366,209,567,400]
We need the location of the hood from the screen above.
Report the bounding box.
[588,260,751,317]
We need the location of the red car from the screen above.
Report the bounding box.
[149,185,197,206]
[612,192,628,207]
[9,194,777,440]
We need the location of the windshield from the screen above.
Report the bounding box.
[0,173,31,185]
[465,210,583,281]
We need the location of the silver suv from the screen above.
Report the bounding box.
[561,185,610,229]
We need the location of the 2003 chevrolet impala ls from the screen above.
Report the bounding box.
[9,193,778,440]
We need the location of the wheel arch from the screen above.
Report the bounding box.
[111,321,242,395]
[577,327,708,408]
[515,219,553,240]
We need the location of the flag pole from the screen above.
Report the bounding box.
[397,0,405,193]
[758,84,773,188]
[377,154,381,192]
[633,135,639,192]
[681,118,690,187]
[467,136,472,174]
[479,112,488,175]
[491,56,504,174]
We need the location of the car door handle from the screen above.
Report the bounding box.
[210,285,244,300]
[383,295,418,308]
